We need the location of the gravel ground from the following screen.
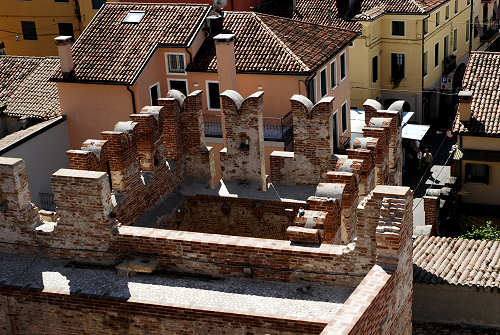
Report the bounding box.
[0,252,353,322]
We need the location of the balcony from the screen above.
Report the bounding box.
[203,113,293,150]
[442,55,456,76]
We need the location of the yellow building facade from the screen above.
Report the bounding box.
[0,0,102,56]
[349,0,473,124]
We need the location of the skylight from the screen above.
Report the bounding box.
[123,10,146,24]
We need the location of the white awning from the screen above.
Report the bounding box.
[351,108,429,141]
[402,124,430,140]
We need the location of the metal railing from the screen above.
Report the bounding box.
[39,192,56,211]
[202,112,294,150]
[203,113,223,138]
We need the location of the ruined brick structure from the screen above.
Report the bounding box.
[0,89,411,335]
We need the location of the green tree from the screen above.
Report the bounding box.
[461,221,500,241]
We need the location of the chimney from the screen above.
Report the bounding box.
[458,90,473,122]
[54,36,74,80]
[207,14,224,36]
[0,41,5,55]
[214,33,237,92]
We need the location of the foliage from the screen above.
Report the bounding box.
[460,221,500,241]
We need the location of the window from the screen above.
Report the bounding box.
[331,112,338,152]
[455,0,458,14]
[392,21,405,36]
[168,79,187,96]
[21,21,37,40]
[58,23,74,40]
[423,52,428,76]
[330,60,337,88]
[466,19,470,41]
[320,68,327,97]
[372,56,378,82]
[206,81,220,110]
[453,28,458,52]
[123,10,146,23]
[436,12,440,27]
[474,16,479,37]
[465,163,489,184]
[166,53,186,74]
[149,83,160,106]
[307,77,316,104]
[445,6,449,20]
[341,102,348,133]
[391,53,405,82]
[340,52,346,81]
[92,0,106,10]
[423,18,429,35]
[434,42,439,67]
[444,35,449,58]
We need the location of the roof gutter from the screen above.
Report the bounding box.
[126,85,136,114]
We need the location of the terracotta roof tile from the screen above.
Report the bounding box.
[293,0,447,30]
[0,56,60,120]
[453,52,500,136]
[413,236,500,288]
[51,3,210,84]
[187,12,358,74]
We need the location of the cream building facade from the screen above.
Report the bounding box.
[0,0,102,56]
[294,0,476,125]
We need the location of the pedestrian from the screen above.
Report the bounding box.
[416,148,423,171]
[423,148,433,172]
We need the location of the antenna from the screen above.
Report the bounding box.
[213,0,227,10]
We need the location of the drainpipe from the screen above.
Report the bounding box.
[126,85,137,114]
[185,47,193,64]
[422,14,430,124]
[469,0,473,52]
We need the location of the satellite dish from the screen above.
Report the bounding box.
[213,0,227,9]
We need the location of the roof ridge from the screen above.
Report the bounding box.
[254,11,359,34]
[108,2,210,7]
[252,13,310,72]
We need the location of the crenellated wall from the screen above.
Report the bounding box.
[0,88,412,335]
[219,90,267,190]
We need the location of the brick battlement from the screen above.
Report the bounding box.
[0,89,412,335]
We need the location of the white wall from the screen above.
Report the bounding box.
[1,119,69,207]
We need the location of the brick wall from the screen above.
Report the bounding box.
[220,90,266,190]
[270,95,336,185]
[0,288,325,335]
[157,195,302,240]
[320,185,413,335]
[65,90,215,225]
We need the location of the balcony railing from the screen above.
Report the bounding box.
[203,113,294,150]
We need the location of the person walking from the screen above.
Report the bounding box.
[416,148,423,171]
[423,148,433,174]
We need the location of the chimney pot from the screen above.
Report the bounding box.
[54,35,74,80]
[458,90,473,122]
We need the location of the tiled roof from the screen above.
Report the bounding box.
[51,3,211,84]
[452,52,500,136]
[0,56,61,120]
[187,12,358,74]
[293,0,447,30]
[413,236,500,288]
